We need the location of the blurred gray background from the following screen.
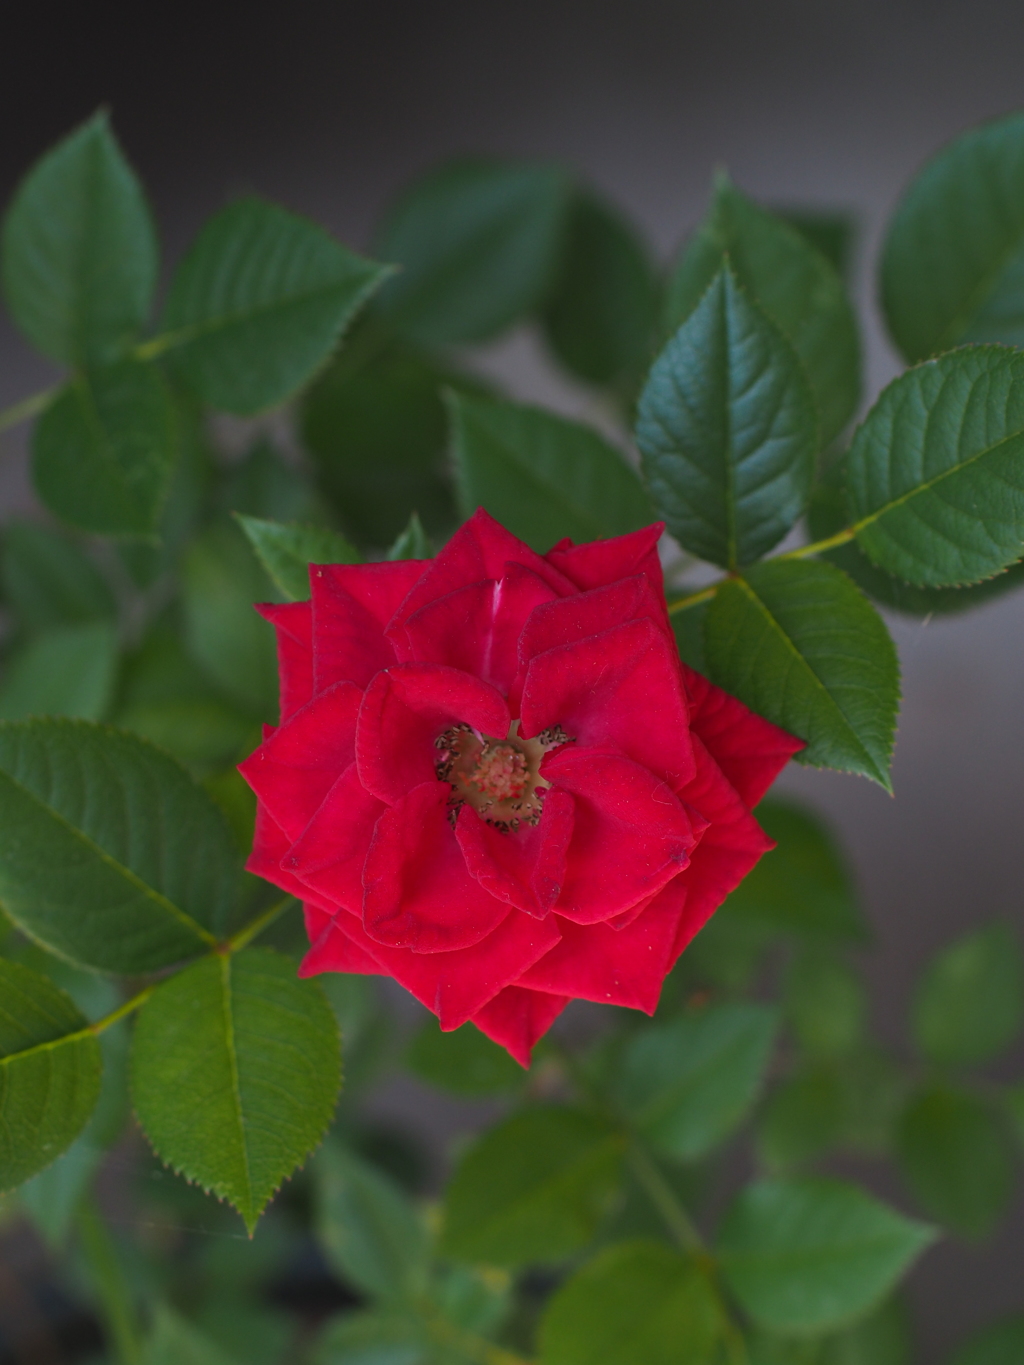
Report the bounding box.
[2,0,1024,1356]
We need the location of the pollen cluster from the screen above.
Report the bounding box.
[435,722,572,832]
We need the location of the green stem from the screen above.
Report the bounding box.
[223,894,295,953]
[76,1197,142,1365]
[90,985,155,1036]
[626,1142,706,1255]
[666,583,720,615]
[0,385,58,434]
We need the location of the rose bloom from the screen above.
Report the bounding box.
[240,511,802,1064]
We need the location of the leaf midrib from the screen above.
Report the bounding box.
[218,954,255,1222]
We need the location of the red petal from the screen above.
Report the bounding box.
[455,787,574,916]
[681,662,804,808]
[300,904,383,975]
[517,574,672,670]
[238,682,361,840]
[521,618,695,789]
[282,763,387,916]
[543,746,698,924]
[469,986,570,1067]
[362,781,511,951]
[310,562,421,691]
[245,802,335,914]
[257,600,314,719]
[356,664,511,805]
[545,522,665,595]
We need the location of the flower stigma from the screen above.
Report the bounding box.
[435,721,573,832]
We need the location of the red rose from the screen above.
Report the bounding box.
[240,510,802,1065]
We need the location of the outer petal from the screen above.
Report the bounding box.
[522,618,695,789]
[310,561,422,691]
[238,681,361,840]
[455,787,574,916]
[302,903,382,974]
[282,763,387,916]
[356,664,511,805]
[257,600,314,719]
[245,802,335,914]
[680,662,804,809]
[545,522,665,596]
[362,781,511,951]
[543,746,698,924]
[469,986,571,1067]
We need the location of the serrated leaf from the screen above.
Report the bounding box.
[0,719,238,973]
[374,158,570,346]
[913,921,1023,1067]
[0,621,119,721]
[538,1240,723,1365]
[665,175,860,443]
[405,1019,524,1097]
[717,1176,936,1335]
[949,1312,1024,1365]
[614,1002,777,1160]
[1,521,115,632]
[451,392,652,550]
[440,1107,624,1267]
[844,347,1024,588]
[159,196,389,415]
[0,957,102,1192]
[2,111,157,366]
[704,558,899,789]
[144,1306,239,1365]
[387,512,432,561]
[637,265,817,568]
[32,360,177,538]
[236,514,360,601]
[132,947,341,1233]
[896,1086,1016,1239]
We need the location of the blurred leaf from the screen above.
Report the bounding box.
[144,1306,239,1365]
[374,158,570,345]
[440,1107,624,1267]
[779,210,856,282]
[405,1019,524,1097]
[785,950,866,1059]
[615,1002,777,1160]
[1004,1082,1024,1150]
[0,621,118,721]
[757,1065,847,1172]
[388,512,432,561]
[638,264,818,567]
[831,1048,906,1158]
[220,439,326,524]
[912,922,1024,1067]
[0,719,238,972]
[0,957,102,1192]
[705,558,899,791]
[160,196,389,414]
[314,1311,428,1365]
[949,1313,1024,1365]
[33,360,177,537]
[818,1296,911,1365]
[538,1240,722,1365]
[717,1176,936,1334]
[430,1263,511,1337]
[1,521,115,632]
[132,947,341,1233]
[680,902,776,992]
[896,1085,1016,1239]
[237,514,360,600]
[451,391,652,550]
[2,111,157,366]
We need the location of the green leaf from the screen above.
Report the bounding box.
[236,514,360,601]
[704,558,899,789]
[614,1002,777,1160]
[32,360,177,537]
[538,1240,723,1365]
[637,265,817,568]
[844,347,1024,588]
[440,1106,624,1267]
[818,1296,911,1365]
[949,1313,1024,1365]
[0,622,118,721]
[896,1085,1016,1239]
[373,158,570,346]
[912,921,1024,1067]
[0,957,101,1192]
[665,175,860,443]
[131,947,340,1233]
[220,437,323,523]
[159,196,389,415]
[779,210,857,283]
[881,111,1024,360]
[313,1311,428,1365]
[313,1141,429,1299]
[0,719,238,973]
[1,522,115,632]
[450,392,652,551]
[387,512,432,561]
[784,950,865,1059]
[540,189,659,391]
[405,1019,524,1097]
[757,1065,847,1172]
[717,1176,936,1335]
[144,1306,239,1365]
[2,111,157,366]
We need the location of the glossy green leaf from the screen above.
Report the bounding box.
[440,1106,624,1267]
[912,922,1024,1067]
[236,514,360,601]
[539,1240,722,1365]
[615,1002,777,1160]
[637,265,817,568]
[374,158,570,345]
[144,1306,239,1365]
[160,197,389,414]
[896,1086,1016,1239]
[717,1176,936,1335]
[704,558,899,790]
[0,622,118,721]
[132,947,340,1233]
[451,392,652,551]
[387,512,432,561]
[405,1019,524,1097]
[757,1065,847,1172]
[665,175,860,443]
[2,111,157,366]
[949,1313,1024,1365]
[314,1141,428,1299]
[0,958,101,1192]
[33,360,177,537]
[0,719,238,972]
[1,522,115,632]
[844,348,1024,588]
[785,950,865,1059]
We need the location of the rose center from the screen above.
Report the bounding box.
[434,722,573,832]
